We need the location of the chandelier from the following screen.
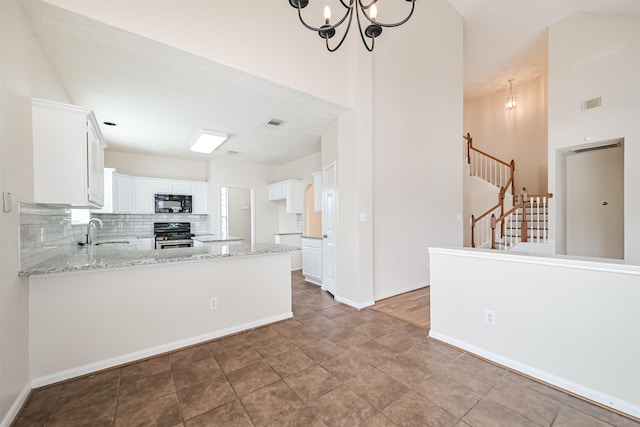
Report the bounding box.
[505,79,517,110]
[289,0,416,52]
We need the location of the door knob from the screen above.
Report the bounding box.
[322,234,328,238]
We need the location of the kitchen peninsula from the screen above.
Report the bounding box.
[24,242,298,387]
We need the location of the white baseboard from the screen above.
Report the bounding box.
[429,330,640,420]
[31,312,293,388]
[334,295,374,310]
[1,382,31,427]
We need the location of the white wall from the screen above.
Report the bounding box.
[29,254,291,384]
[548,14,640,264]
[105,150,208,181]
[372,0,463,300]
[464,75,548,194]
[429,247,640,419]
[0,1,71,424]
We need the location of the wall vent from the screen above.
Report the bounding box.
[265,118,285,127]
[582,97,602,110]
[572,142,621,154]
[227,150,239,155]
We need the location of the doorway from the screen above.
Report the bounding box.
[220,186,254,243]
[564,140,624,259]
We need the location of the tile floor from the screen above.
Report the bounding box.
[13,271,639,427]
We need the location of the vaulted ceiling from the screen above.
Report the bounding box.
[21,0,639,164]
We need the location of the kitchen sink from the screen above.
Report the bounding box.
[94,240,130,246]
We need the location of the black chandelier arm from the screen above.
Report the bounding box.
[357,0,415,28]
[295,2,351,33]
[325,7,355,52]
[355,5,376,52]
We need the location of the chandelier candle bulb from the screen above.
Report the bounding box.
[324,5,330,24]
[370,4,377,21]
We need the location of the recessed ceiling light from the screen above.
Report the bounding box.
[103,121,117,126]
[190,130,228,154]
[265,118,285,127]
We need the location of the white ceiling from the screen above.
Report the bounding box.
[21,0,639,164]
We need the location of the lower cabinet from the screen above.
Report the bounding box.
[301,237,322,286]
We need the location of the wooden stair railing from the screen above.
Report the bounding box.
[464,132,515,200]
[466,132,516,248]
[488,188,554,250]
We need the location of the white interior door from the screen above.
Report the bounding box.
[322,162,337,295]
[566,145,624,259]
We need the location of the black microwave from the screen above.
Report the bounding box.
[154,194,192,214]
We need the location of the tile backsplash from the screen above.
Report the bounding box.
[19,203,211,256]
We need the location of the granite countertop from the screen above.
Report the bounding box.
[193,235,244,243]
[20,242,300,276]
[301,235,323,240]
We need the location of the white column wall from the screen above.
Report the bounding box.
[548,15,640,263]
[0,1,71,424]
[372,0,463,299]
[429,247,640,419]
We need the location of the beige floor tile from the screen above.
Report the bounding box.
[115,394,181,427]
[413,374,482,418]
[462,398,540,427]
[284,364,341,402]
[241,380,305,426]
[264,347,316,378]
[227,360,281,396]
[487,378,562,425]
[347,369,409,411]
[309,385,379,427]
[382,390,458,427]
[176,376,237,420]
[184,400,253,427]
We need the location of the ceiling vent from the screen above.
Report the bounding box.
[265,118,285,127]
[582,97,602,110]
[572,141,621,154]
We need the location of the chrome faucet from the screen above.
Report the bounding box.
[87,218,103,246]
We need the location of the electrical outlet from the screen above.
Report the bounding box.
[209,298,217,310]
[484,309,496,326]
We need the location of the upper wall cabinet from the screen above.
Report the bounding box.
[101,173,210,215]
[268,179,303,214]
[32,98,107,207]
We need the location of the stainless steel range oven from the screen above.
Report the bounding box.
[154,222,194,249]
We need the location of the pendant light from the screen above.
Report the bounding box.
[505,79,516,110]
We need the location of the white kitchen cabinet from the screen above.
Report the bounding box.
[92,168,115,213]
[191,182,209,214]
[312,172,322,212]
[301,237,322,285]
[152,180,191,196]
[268,182,287,200]
[134,179,154,214]
[114,174,134,213]
[31,98,106,207]
[152,181,172,195]
[268,179,303,214]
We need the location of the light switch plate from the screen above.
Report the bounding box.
[2,192,12,213]
[359,212,367,222]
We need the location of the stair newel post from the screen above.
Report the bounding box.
[471,215,476,248]
[464,133,472,164]
[490,214,497,249]
[510,160,516,200]
[499,187,506,238]
[521,187,529,243]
